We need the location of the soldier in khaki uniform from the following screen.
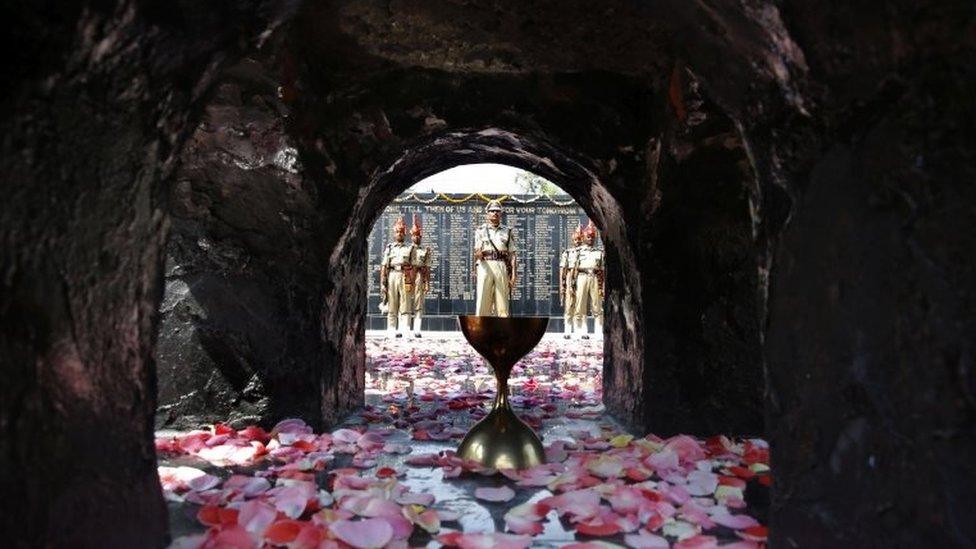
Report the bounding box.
[473,199,517,317]
[559,223,584,338]
[409,215,432,338]
[380,216,417,337]
[572,220,605,339]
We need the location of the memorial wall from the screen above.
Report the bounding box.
[367,193,598,331]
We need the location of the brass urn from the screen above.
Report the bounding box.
[456,315,548,470]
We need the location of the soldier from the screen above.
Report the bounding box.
[410,214,432,338]
[559,223,584,339]
[379,216,417,337]
[572,220,605,339]
[473,199,517,317]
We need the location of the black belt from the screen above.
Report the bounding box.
[389,265,410,271]
[578,268,602,274]
[481,251,509,261]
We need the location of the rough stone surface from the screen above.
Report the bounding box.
[640,69,764,435]
[155,57,329,430]
[0,2,288,546]
[3,0,975,547]
[764,59,976,547]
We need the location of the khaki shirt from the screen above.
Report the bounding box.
[560,246,581,269]
[574,245,604,270]
[413,246,432,269]
[381,241,416,267]
[474,224,516,255]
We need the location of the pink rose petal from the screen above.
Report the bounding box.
[474,485,516,502]
[675,534,719,549]
[624,531,670,549]
[711,512,760,530]
[238,500,276,535]
[330,518,394,549]
[223,475,271,497]
[273,418,312,435]
[436,531,531,549]
[204,524,256,548]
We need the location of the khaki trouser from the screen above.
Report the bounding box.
[573,273,603,332]
[475,259,510,317]
[563,274,576,333]
[386,271,412,331]
[412,272,426,332]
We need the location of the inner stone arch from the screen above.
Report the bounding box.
[323,128,644,429]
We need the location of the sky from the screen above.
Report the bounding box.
[405,163,567,195]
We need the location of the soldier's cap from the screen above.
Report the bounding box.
[485,199,503,212]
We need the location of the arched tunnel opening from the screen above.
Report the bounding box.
[4,2,974,548]
[361,163,611,453]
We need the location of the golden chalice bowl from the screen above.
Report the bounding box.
[456,315,548,470]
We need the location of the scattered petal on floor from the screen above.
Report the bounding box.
[157,335,770,548]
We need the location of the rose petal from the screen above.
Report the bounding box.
[436,531,531,549]
[711,513,759,530]
[330,518,394,549]
[624,531,670,549]
[205,525,256,549]
[238,499,276,535]
[674,534,719,549]
[263,519,303,545]
[475,486,516,502]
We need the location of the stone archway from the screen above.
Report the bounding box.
[7,2,972,547]
[322,128,645,428]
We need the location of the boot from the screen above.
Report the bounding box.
[576,317,589,339]
[563,316,572,339]
[413,316,423,338]
[594,317,604,340]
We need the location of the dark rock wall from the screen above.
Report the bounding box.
[763,53,976,549]
[156,58,329,430]
[639,68,764,435]
[659,0,976,545]
[0,2,288,546]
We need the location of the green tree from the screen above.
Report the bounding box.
[513,170,562,196]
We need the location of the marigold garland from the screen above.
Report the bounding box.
[394,192,577,207]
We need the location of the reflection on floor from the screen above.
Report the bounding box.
[158,334,770,548]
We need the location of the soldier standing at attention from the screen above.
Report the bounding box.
[409,214,432,338]
[559,223,584,339]
[473,199,517,317]
[572,220,605,339]
[380,216,416,337]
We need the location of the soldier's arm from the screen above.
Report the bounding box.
[508,228,517,285]
[472,232,481,261]
[380,245,390,289]
[568,253,579,295]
